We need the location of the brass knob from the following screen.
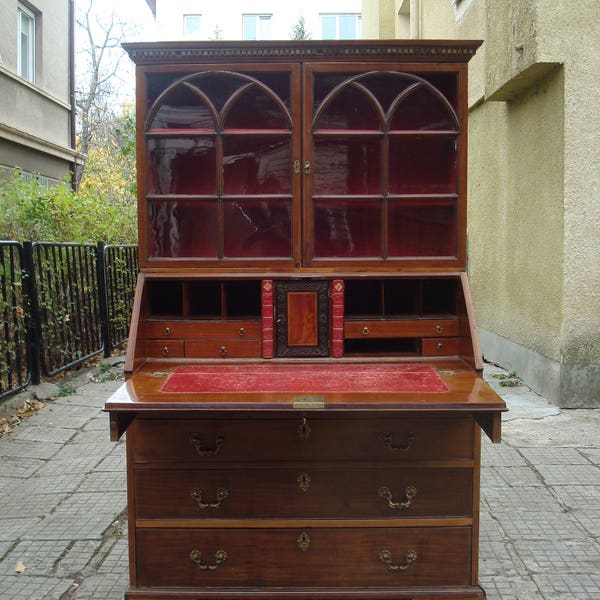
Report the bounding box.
[435,325,443,334]
[164,327,171,336]
[219,346,228,357]
[161,346,169,356]
[238,327,245,336]
[436,342,444,351]
[362,326,370,336]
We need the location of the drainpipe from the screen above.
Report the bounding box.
[68,0,77,189]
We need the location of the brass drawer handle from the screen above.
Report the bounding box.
[161,346,169,356]
[189,549,227,571]
[362,326,370,336]
[436,342,444,351]
[380,549,417,572]
[382,432,416,452]
[190,487,228,509]
[164,327,171,336]
[378,485,417,510]
[238,327,245,336]
[435,324,443,334]
[189,433,225,457]
[219,346,228,357]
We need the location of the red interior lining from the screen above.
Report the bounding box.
[160,363,449,394]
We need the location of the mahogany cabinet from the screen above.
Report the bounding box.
[106,40,506,600]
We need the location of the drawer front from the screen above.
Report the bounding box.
[145,340,184,358]
[135,467,473,519]
[422,338,460,356]
[130,417,474,463]
[185,339,262,359]
[345,320,459,339]
[135,527,471,588]
[143,321,261,339]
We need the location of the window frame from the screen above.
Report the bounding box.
[242,14,272,41]
[17,3,36,82]
[320,13,362,40]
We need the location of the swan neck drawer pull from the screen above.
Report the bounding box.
[189,433,225,456]
[378,485,417,510]
[190,487,228,509]
[380,549,417,572]
[382,432,416,452]
[189,549,227,570]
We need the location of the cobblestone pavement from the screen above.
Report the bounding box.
[0,361,599,599]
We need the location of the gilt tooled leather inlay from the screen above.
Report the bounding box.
[159,364,449,394]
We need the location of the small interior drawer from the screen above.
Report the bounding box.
[345,319,459,339]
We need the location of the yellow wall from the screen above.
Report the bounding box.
[362,0,600,406]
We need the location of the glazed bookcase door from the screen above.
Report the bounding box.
[303,63,466,268]
[141,65,301,268]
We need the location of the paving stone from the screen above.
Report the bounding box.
[33,455,103,477]
[11,424,75,444]
[514,539,600,575]
[24,510,119,542]
[0,518,41,542]
[494,509,589,541]
[13,473,85,496]
[95,448,126,472]
[481,467,510,488]
[520,447,594,465]
[0,492,69,519]
[0,539,71,575]
[37,404,101,429]
[0,540,13,558]
[533,573,600,599]
[83,416,111,432]
[551,485,600,511]
[51,440,114,462]
[0,440,62,460]
[535,463,600,486]
[0,574,74,599]
[50,491,126,517]
[479,575,543,600]
[571,511,600,537]
[480,540,522,578]
[97,537,129,575]
[57,540,103,577]
[482,485,564,514]
[0,456,45,478]
[579,448,600,463]
[69,571,128,599]
[481,443,529,468]
[75,381,123,397]
[53,394,105,408]
[78,471,127,493]
[493,465,545,487]
[0,477,24,496]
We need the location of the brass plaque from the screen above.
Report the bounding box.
[292,395,325,409]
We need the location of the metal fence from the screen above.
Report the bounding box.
[0,241,138,399]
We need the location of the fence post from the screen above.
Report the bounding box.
[22,242,41,385]
[96,241,111,358]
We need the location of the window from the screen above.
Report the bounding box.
[183,14,201,38]
[242,14,271,41]
[18,4,35,82]
[321,13,362,40]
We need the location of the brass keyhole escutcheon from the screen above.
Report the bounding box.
[297,472,311,492]
[362,326,370,336]
[164,327,171,336]
[238,327,245,336]
[297,417,311,441]
[297,531,311,551]
[435,324,443,334]
[161,346,169,356]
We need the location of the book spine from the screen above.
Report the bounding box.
[330,279,344,358]
[262,280,274,359]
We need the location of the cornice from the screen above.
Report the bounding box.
[123,40,482,66]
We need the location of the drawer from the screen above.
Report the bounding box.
[185,339,262,359]
[345,319,459,339]
[130,416,474,463]
[422,338,460,356]
[143,320,261,339]
[135,467,473,519]
[145,340,184,358]
[135,527,471,588]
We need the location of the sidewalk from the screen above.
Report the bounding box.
[0,361,599,600]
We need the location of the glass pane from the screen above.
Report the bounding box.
[388,136,457,194]
[223,136,291,195]
[339,15,357,39]
[390,86,455,131]
[223,200,292,257]
[150,85,215,129]
[388,201,456,257]
[358,73,414,114]
[148,200,218,257]
[147,137,216,195]
[224,86,289,129]
[322,15,336,39]
[315,85,381,130]
[243,15,257,40]
[313,200,382,257]
[313,137,381,195]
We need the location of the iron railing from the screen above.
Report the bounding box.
[0,241,138,399]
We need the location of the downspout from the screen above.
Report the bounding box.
[68,0,77,189]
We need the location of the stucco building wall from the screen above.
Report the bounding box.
[362,0,600,406]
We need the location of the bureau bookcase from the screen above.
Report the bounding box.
[106,40,506,600]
